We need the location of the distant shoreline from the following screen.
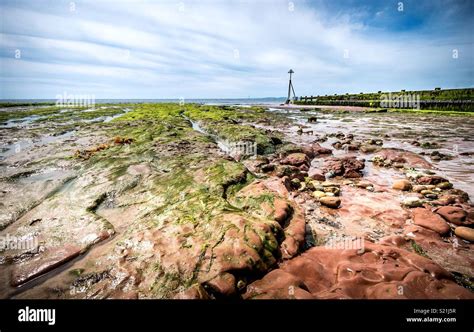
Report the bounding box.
[0,98,286,105]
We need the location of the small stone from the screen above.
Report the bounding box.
[432,195,457,206]
[454,227,474,242]
[236,279,247,291]
[446,189,470,202]
[322,181,340,188]
[319,196,341,208]
[420,190,436,195]
[323,186,340,196]
[275,165,292,177]
[402,197,423,208]
[312,191,326,199]
[261,164,275,173]
[308,168,326,181]
[333,142,342,149]
[360,144,378,153]
[281,153,309,167]
[299,164,309,172]
[436,182,453,190]
[356,181,372,189]
[311,143,332,155]
[392,179,412,191]
[298,182,307,192]
[291,178,301,189]
[412,185,427,193]
[307,180,321,191]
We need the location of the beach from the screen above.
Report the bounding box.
[0,103,473,299]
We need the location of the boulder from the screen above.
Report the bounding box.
[360,144,379,153]
[243,243,473,299]
[308,168,326,181]
[323,156,365,178]
[454,227,474,242]
[412,208,450,235]
[402,197,423,208]
[392,179,412,191]
[311,143,332,156]
[436,182,453,190]
[435,206,468,225]
[377,148,433,169]
[412,185,427,193]
[319,196,341,208]
[417,176,448,185]
[281,153,309,167]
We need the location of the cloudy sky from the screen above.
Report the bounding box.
[0,0,473,99]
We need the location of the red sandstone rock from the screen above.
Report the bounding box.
[431,195,457,206]
[173,284,210,299]
[11,245,82,286]
[281,153,309,167]
[230,178,306,260]
[280,207,306,259]
[417,176,448,185]
[412,208,450,235]
[377,148,433,169]
[403,224,474,276]
[244,243,473,299]
[319,196,341,208]
[205,272,236,296]
[435,206,468,225]
[308,168,326,181]
[311,143,332,156]
[392,179,412,191]
[323,156,365,178]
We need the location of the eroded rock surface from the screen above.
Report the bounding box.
[1,104,473,299]
[244,243,473,299]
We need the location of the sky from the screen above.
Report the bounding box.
[0,0,473,99]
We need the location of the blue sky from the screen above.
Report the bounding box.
[0,0,473,99]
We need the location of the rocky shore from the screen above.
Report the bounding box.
[0,103,473,299]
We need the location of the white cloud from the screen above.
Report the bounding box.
[0,0,472,98]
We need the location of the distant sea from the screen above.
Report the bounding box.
[1,98,286,105]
